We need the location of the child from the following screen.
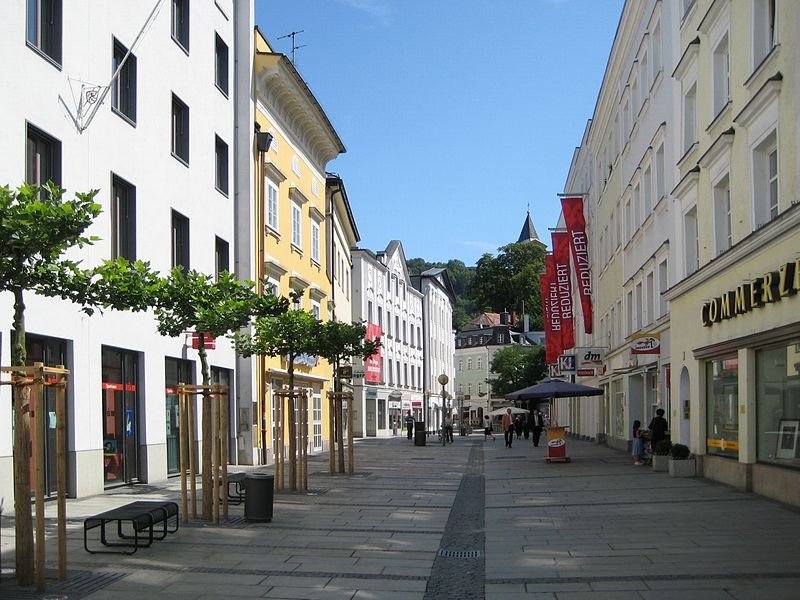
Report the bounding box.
[632,420,643,465]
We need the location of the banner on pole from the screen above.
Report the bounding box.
[365,323,383,383]
[552,231,575,351]
[544,255,563,363]
[561,196,593,334]
[539,273,557,365]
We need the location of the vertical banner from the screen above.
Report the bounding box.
[561,196,593,334]
[544,255,563,363]
[539,273,557,364]
[552,231,575,351]
[365,323,383,383]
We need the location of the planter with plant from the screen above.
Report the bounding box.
[652,440,672,472]
[668,443,696,477]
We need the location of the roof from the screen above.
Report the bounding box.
[517,210,542,244]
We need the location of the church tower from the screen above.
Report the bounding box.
[517,209,546,249]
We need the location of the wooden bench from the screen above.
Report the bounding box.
[84,500,179,555]
[224,472,246,505]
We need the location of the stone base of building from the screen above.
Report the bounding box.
[699,455,800,509]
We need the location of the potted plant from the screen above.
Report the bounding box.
[651,440,672,472]
[668,443,696,477]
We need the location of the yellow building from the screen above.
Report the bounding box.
[250,29,346,464]
[666,0,799,506]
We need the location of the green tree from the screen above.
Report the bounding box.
[317,320,381,472]
[233,295,319,491]
[470,242,545,329]
[488,344,546,398]
[407,258,476,330]
[0,183,158,585]
[153,268,287,518]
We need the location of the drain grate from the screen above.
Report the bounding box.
[438,549,481,559]
[56,570,129,594]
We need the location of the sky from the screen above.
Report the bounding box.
[255,0,624,266]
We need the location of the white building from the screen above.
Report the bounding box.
[557,0,680,449]
[412,268,456,431]
[351,242,424,436]
[0,0,243,504]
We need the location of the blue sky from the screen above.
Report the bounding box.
[256,0,624,266]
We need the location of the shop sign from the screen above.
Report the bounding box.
[388,400,401,409]
[576,368,595,377]
[558,354,576,372]
[630,333,660,355]
[576,347,606,370]
[701,258,800,327]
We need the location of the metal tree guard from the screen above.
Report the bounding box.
[1,362,69,592]
[272,389,309,492]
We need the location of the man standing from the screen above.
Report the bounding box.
[405,411,414,440]
[648,408,668,447]
[531,409,545,447]
[502,408,515,448]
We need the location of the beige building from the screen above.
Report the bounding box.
[665,0,799,506]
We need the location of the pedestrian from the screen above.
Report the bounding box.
[531,409,544,447]
[405,411,414,440]
[443,414,454,443]
[648,408,668,447]
[632,419,644,465]
[514,415,523,440]
[483,415,495,441]
[523,418,530,440]
[502,408,515,448]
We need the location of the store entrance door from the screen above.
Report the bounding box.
[165,357,194,474]
[101,347,140,485]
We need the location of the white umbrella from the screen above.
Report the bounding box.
[487,406,529,416]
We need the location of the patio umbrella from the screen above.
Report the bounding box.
[505,378,603,400]
[487,406,530,416]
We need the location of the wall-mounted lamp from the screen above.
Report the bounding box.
[256,131,273,153]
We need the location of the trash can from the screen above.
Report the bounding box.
[244,473,274,522]
[414,421,426,446]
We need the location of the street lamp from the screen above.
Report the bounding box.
[438,373,449,431]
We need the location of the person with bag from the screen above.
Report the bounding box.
[502,408,515,448]
[531,409,545,447]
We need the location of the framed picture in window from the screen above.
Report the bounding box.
[776,419,799,459]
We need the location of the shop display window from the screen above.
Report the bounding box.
[706,354,739,458]
[757,343,800,468]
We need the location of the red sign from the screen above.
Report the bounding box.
[552,232,575,351]
[561,196,593,334]
[576,369,595,377]
[540,272,556,365]
[365,323,383,384]
[191,331,216,350]
[544,256,563,364]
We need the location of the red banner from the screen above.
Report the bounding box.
[365,323,383,384]
[539,273,557,364]
[544,255,563,363]
[561,196,593,334]
[552,232,575,351]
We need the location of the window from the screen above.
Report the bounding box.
[403,363,408,387]
[311,302,320,320]
[215,135,228,195]
[266,181,279,232]
[754,133,778,229]
[215,236,229,280]
[378,306,383,330]
[633,183,641,227]
[26,0,62,64]
[111,174,136,261]
[214,33,228,95]
[458,359,463,372]
[171,210,189,271]
[26,123,61,187]
[651,21,662,78]
[417,326,421,347]
[712,33,730,117]
[410,325,414,347]
[388,359,393,385]
[655,144,665,200]
[112,38,137,124]
[626,290,634,335]
[467,358,472,371]
[683,83,697,153]
[311,221,320,263]
[387,311,392,337]
[684,206,699,275]
[395,316,400,340]
[291,201,301,248]
[757,342,800,469]
[396,362,401,388]
[643,167,652,216]
[367,301,373,324]
[171,0,189,53]
[645,272,654,326]
[497,333,505,344]
[402,320,407,344]
[713,175,732,256]
[658,260,668,317]
[635,282,643,331]
[706,355,739,458]
[171,94,189,164]
[624,198,632,241]
[477,357,482,370]
[753,0,776,68]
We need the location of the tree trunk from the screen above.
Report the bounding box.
[198,340,212,521]
[12,287,34,585]
[287,360,296,491]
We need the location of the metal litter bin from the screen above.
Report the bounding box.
[244,473,274,522]
[414,421,426,446]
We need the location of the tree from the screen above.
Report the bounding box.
[317,320,381,472]
[0,183,157,584]
[488,344,546,398]
[153,268,287,518]
[470,242,545,329]
[233,294,319,491]
[407,258,475,330]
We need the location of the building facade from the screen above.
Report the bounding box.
[1,0,241,503]
[351,242,424,436]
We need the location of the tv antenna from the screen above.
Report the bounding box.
[278,30,307,65]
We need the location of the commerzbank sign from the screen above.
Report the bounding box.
[701,258,799,327]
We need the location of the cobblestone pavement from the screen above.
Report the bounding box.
[1,434,800,599]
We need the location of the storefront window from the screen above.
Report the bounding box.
[706,354,739,458]
[102,347,140,485]
[378,398,386,430]
[757,343,800,468]
[612,379,625,438]
[165,357,194,474]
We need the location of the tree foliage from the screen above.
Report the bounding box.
[488,344,546,398]
[470,242,545,329]
[407,257,475,330]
